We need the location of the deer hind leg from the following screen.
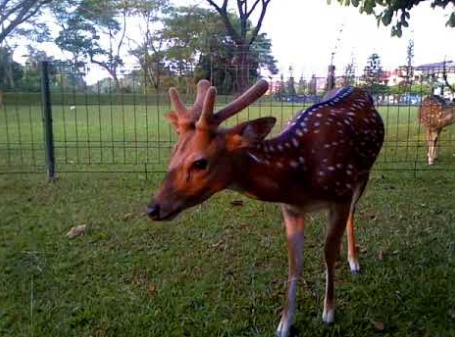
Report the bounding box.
[323,202,350,324]
[346,177,369,274]
[277,205,305,337]
[346,212,359,274]
[425,129,431,164]
[427,129,440,165]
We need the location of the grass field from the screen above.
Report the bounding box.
[1,172,455,336]
[1,95,455,336]
[1,96,455,173]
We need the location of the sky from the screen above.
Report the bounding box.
[258,0,455,77]
[14,0,455,81]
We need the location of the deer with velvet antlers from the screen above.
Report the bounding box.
[147,79,384,337]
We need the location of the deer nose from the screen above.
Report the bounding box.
[146,203,160,220]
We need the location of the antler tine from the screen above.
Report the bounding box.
[193,79,211,113]
[196,86,217,129]
[213,79,269,124]
[169,87,188,115]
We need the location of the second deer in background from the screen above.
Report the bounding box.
[419,95,455,165]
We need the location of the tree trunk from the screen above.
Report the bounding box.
[233,42,250,93]
[6,55,15,88]
[205,0,271,94]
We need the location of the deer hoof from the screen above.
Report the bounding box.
[322,308,335,324]
[276,319,291,337]
[348,258,361,274]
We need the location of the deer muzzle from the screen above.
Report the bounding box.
[146,203,161,220]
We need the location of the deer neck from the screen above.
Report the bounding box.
[228,142,302,203]
[441,105,455,125]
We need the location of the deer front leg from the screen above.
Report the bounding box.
[434,129,441,161]
[427,129,440,165]
[277,206,305,337]
[323,203,350,324]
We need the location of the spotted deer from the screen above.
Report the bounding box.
[147,80,384,337]
[419,95,455,165]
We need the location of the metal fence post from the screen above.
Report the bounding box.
[41,61,56,180]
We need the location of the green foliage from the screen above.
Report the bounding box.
[402,39,415,86]
[3,0,278,95]
[162,5,231,91]
[0,0,55,44]
[296,75,307,95]
[0,47,24,90]
[204,0,273,91]
[286,67,296,96]
[343,59,356,86]
[362,53,383,87]
[308,74,317,95]
[161,5,277,94]
[0,45,88,92]
[273,74,287,99]
[329,0,455,36]
[54,0,130,88]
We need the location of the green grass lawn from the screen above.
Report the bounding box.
[1,172,455,336]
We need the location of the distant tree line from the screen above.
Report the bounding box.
[0,0,278,93]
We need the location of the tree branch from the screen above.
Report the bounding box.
[249,0,271,45]
[116,4,128,61]
[246,0,261,18]
[0,0,52,44]
[237,0,247,39]
[205,0,242,43]
[0,0,13,14]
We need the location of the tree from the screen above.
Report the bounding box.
[205,0,272,92]
[296,75,307,95]
[18,48,57,92]
[329,0,455,37]
[162,6,223,92]
[400,39,414,87]
[362,53,383,87]
[308,74,317,95]
[273,73,286,99]
[55,0,130,90]
[195,31,276,94]
[0,45,23,89]
[343,58,356,86]
[326,65,336,91]
[286,66,296,96]
[127,0,169,92]
[51,1,85,69]
[162,5,277,94]
[0,0,55,44]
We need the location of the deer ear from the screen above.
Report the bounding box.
[165,111,179,131]
[225,117,276,151]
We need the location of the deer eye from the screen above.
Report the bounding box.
[192,159,209,170]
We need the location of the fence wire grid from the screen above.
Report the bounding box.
[0,61,454,177]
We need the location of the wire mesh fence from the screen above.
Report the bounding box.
[0,61,454,176]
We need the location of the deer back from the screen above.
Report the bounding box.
[419,95,455,129]
[248,86,384,199]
